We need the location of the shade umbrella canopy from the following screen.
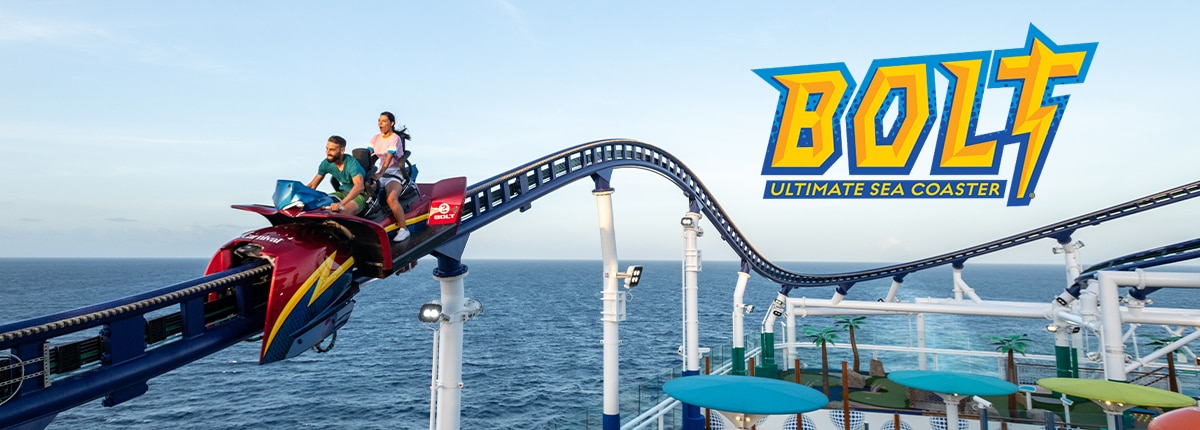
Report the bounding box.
[663,374,829,414]
[1037,378,1196,409]
[889,370,1019,396]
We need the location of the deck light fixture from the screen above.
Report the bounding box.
[680,216,694,227]
[717,411,765,430]
[617,265,643,289]
[418,302,443,323]
[1046,324,1059,333]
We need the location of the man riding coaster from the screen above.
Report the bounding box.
[307,135,367,216]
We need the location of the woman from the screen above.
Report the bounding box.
[371,111,410,242]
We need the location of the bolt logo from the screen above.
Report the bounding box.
[757,25,1096,206]
[428,201,459,225]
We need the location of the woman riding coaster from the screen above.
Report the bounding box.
[372,111,410,242]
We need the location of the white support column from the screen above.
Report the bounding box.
[434,270,468,430]
[785,302,797,369]
[594,189,622,430]
[1055,239,1084,376]
[1060,239,1084,283]
[680,211,706,430]
[1097,272,1127,381]
[429,328,439,430]
[731,270,751,376]
[682,211,702,376]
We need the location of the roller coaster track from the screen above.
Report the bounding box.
[453,139,1200,287]
[3,139,1200,429]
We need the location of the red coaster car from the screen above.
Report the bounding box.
[204,149,465,364]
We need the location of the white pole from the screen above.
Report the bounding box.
[1061,240,1083,282]
[1097,272,1128,381]
[434,270,467,430]
[952,266,982,303]
[595,189,622,429]
[942,394,962,430]
[682,211,701,375]
[681,211,706,430]
[883,278,903,303]
[732,270,750,376]
[430,328,439,430]
[785,302,796,368]
[733,272,749,350]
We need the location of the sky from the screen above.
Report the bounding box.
[1,2,1198,269]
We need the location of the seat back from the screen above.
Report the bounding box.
[330,148,376,193]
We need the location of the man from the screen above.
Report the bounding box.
[307,135,366,216]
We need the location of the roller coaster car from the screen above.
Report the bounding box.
[203,149,465,364]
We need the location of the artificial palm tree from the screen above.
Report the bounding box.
[834,316,867,374]
[805,326,839,397]
[988,334,1030,418]
[1140,334,1183,392]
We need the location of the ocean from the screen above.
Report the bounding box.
[2,258,1197,429]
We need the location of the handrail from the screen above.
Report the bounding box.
[455,139,1200,287]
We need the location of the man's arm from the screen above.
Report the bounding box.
[307,174,324,190]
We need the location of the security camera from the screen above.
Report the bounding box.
[972,396,993,409]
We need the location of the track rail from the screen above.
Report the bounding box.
[454,139,1200,287]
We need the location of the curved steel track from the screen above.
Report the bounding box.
[454,139,1200,287]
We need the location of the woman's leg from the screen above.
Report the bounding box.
[385,181,408,232]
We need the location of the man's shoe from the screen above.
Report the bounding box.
[393,228,411,242]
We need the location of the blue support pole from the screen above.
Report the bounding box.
[681,370,704,430]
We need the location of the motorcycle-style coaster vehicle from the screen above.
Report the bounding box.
[204,139,465,364]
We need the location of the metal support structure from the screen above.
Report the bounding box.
[950,262,982,303]
[1054,238,1084,377]
[785,302,796,369]
[429,327,439,430]
[756,286,792,379]
[593,183,622,430]
[731,266,751,376]
[680,210,704,430]
[432,256,475,430]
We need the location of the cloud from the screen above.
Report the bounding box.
[19,217,39,222]
[0,10,234,75]
[877,233,902,249]
[0,12,108,42]
[107,217,137,223]
[489,0,539,45]
[131,42,236,76]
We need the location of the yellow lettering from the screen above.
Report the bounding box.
[937,59,999,169]
[767,71,851,169]
[996,37,1090,200]
[850,63,932,170]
